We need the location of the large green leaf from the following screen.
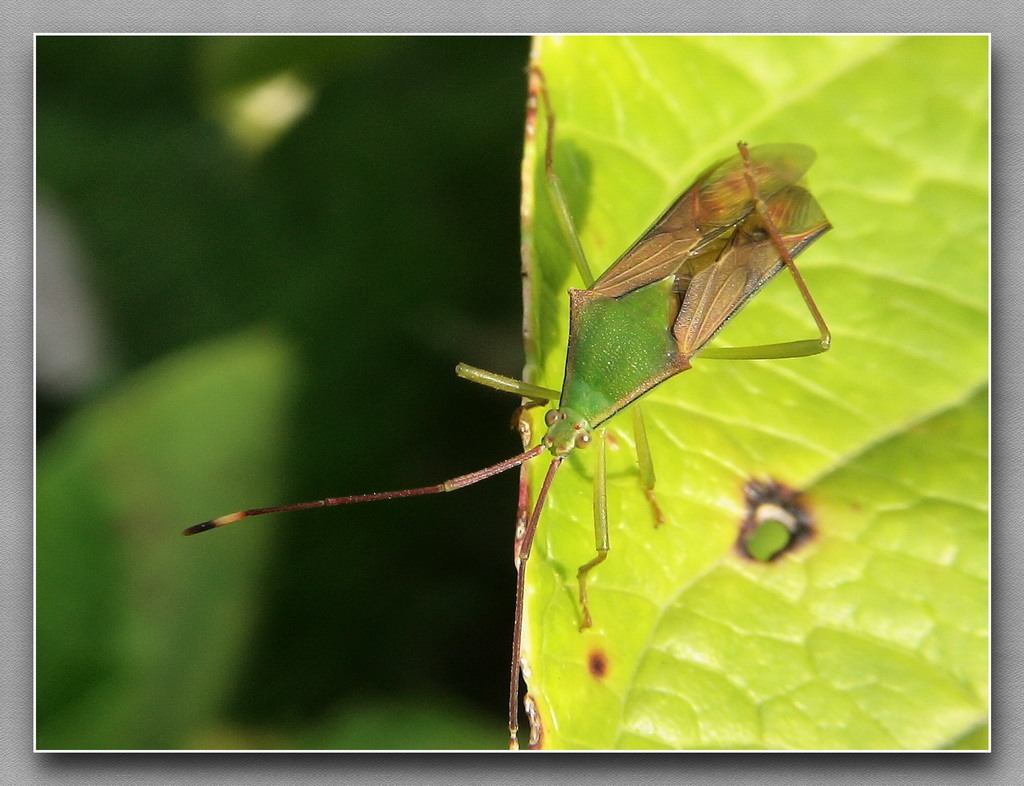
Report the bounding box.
[519,36,988,750]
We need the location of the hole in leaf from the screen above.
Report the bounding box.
[738,478,814,561]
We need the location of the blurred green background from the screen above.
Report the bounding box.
[36,35,534,749]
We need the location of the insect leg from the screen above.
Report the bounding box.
[456,362,560,403]
[528,65,595,287]
[631,407,664,526]
[696,337,829,360]
[577,428,609,630]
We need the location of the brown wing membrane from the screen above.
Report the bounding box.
[591,144,816,299]
[673,185,830,358]
[589,185,703,298]
[696,144,815,237]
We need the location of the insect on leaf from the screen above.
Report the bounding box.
[522,34,988,752]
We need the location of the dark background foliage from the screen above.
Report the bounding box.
[36,35,533,748]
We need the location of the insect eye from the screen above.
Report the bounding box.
[544,410,558,427]
[574,432,591,449]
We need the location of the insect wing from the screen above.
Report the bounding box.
[673,184,830,357]
[591,144,816,299]
[695,143,815,238]
[589,182,703,297]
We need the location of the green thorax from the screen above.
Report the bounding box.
[556,275,690,429]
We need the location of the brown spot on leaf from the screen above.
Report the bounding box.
[588,648,609,680]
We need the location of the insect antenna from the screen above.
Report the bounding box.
[183,444,546,535]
